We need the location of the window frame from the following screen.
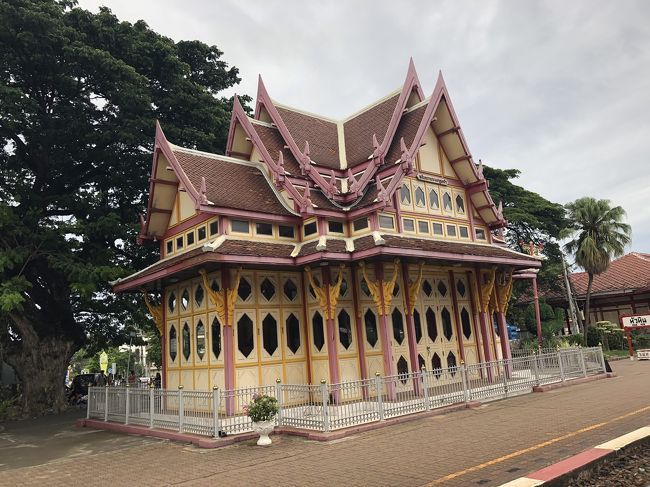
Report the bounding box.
[352,217,369,233]
[445,224,457,238]
[278,224,296,240]
[208,219,219,237]
[458,225,470,239]
[432,222,444,236]
[303,219,318,237]
[165,239,174,256]
[255,221,274,237]
[378,213,395,230]
[402,218,416,233]
[186,229,195,247]
[230,219,251,235]
[417,219,430,235]
[328,220,345,235]
[197,225,207,242]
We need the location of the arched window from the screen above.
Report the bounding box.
[455,194,465,214]
[168,292,176,313]
[262,314,278,355]
[211,317,221,359]
[442,307,453,340]
[426,307,437,342]
[286,313,301,354]
[443,192,452,211]
[237,314,254,357]
[169,325,177,362]
[312,312,325,351]
[338,310,352,349]
[364,309,378,347]
[196,320,205,359]
[461,308,472,339]
[182,322,191,360]
[391,308,405,345]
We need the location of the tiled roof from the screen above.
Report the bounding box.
[379,235,541,263]
[385,105,426,163]
[251,123,302,176]
[343,94,400,168]
[570,252,650,296]
[171,148,294,216]
[275,106,340,169]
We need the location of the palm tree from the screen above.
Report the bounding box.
[564,197,631,341]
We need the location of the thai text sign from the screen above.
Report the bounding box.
[621,315,650,328]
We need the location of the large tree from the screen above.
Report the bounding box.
[483,166,569,302]
[0,0,245,415]
[563,197,631,336]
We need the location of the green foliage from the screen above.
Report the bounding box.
[0,0,246,413]
[564,197,631,329]
[483,166,570,318]
[244,394,279,423]
[522,299,564,341]
[146,332,161,368]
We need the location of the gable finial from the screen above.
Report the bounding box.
[478,158,484,178]
[200,177,208,204]
[347,168,359,194]
[274,151,285,186]
[375,175,390,205]
[328,169,338,195]
[300,140,311,174]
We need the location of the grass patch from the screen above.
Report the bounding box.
[604,349,630,359]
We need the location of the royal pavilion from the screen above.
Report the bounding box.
[111,60,543,391]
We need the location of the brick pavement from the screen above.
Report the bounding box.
[1,360,649,487]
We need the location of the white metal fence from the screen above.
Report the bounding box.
[87,347,606,438]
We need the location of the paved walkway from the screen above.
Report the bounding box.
[1,360,649,486]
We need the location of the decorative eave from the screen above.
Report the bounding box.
[227,96,316,215]
[344,57,425,201]
[253,77,339,200]
[115,233,541,293]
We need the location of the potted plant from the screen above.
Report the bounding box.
[244,393,278,446]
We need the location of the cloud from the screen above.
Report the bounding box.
[78,0,650,251]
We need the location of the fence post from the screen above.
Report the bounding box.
[275,378,283,427]
[374,373,385,421]
[532,352,540,387]
[86,387,92,420]
[421,367,431,410]
[125,385,130,425]
[320,379,330,432]
[579,346,588,377]
[104,385,109,422]
[212,387,220,439]
[599,347,607,373]
[149,383,155,428]
[178,385,184,433]
[501,360,509,398]
[557,351,565,383]
[460,361,470,403]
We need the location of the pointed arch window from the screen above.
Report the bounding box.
[286,313,301,354]
[182,322,191,360]
[455,194,465,214]
[312,312,325,351]
[338,310,352,349]
[237,314,254,358]
[429,188,440,209]
[196,320,206,359]
[415,187,426,207]
[443,192,453,211]
[461,308,472,340]
[400,184,412,205]
[364,309,378,347]
[211,317,221,359]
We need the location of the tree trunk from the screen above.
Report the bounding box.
[583,273,594,346]
[5,313,75,416]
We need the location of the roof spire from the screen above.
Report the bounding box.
[300,140,311,174]
[328,169,338,195]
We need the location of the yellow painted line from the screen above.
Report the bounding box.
[595,426,650,451]
[423,405,650,486]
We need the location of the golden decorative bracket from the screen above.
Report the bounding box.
[199,267,241,325]
[359,259,400,316]
[406,261,425,316]
[305,265,344,319]
[479,267,497,314]
[495,268,514,314]
[141,289,163,335]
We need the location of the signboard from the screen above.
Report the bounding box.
[99,351,109,373]
[621,315,650,329]
[416,174,449,186]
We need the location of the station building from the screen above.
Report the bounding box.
[112,61,542,391]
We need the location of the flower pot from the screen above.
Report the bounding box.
[252,419,274,446]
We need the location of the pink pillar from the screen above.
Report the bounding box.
[322,266,341,386]
[351,266,369,399]
[222,266,235,414]
[532,277,542,347]
[449,270,466,363]
[375,262,394,377]
[474,271,494,363]
[402,262,421,395]
[466,270,484,364]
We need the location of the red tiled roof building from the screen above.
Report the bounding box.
[552,253,650,327]
[113,60,542,391]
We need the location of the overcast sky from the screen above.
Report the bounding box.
[79,0,650,253]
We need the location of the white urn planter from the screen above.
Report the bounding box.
[252,419,275,446]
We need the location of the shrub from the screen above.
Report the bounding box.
[244,393,278,423]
